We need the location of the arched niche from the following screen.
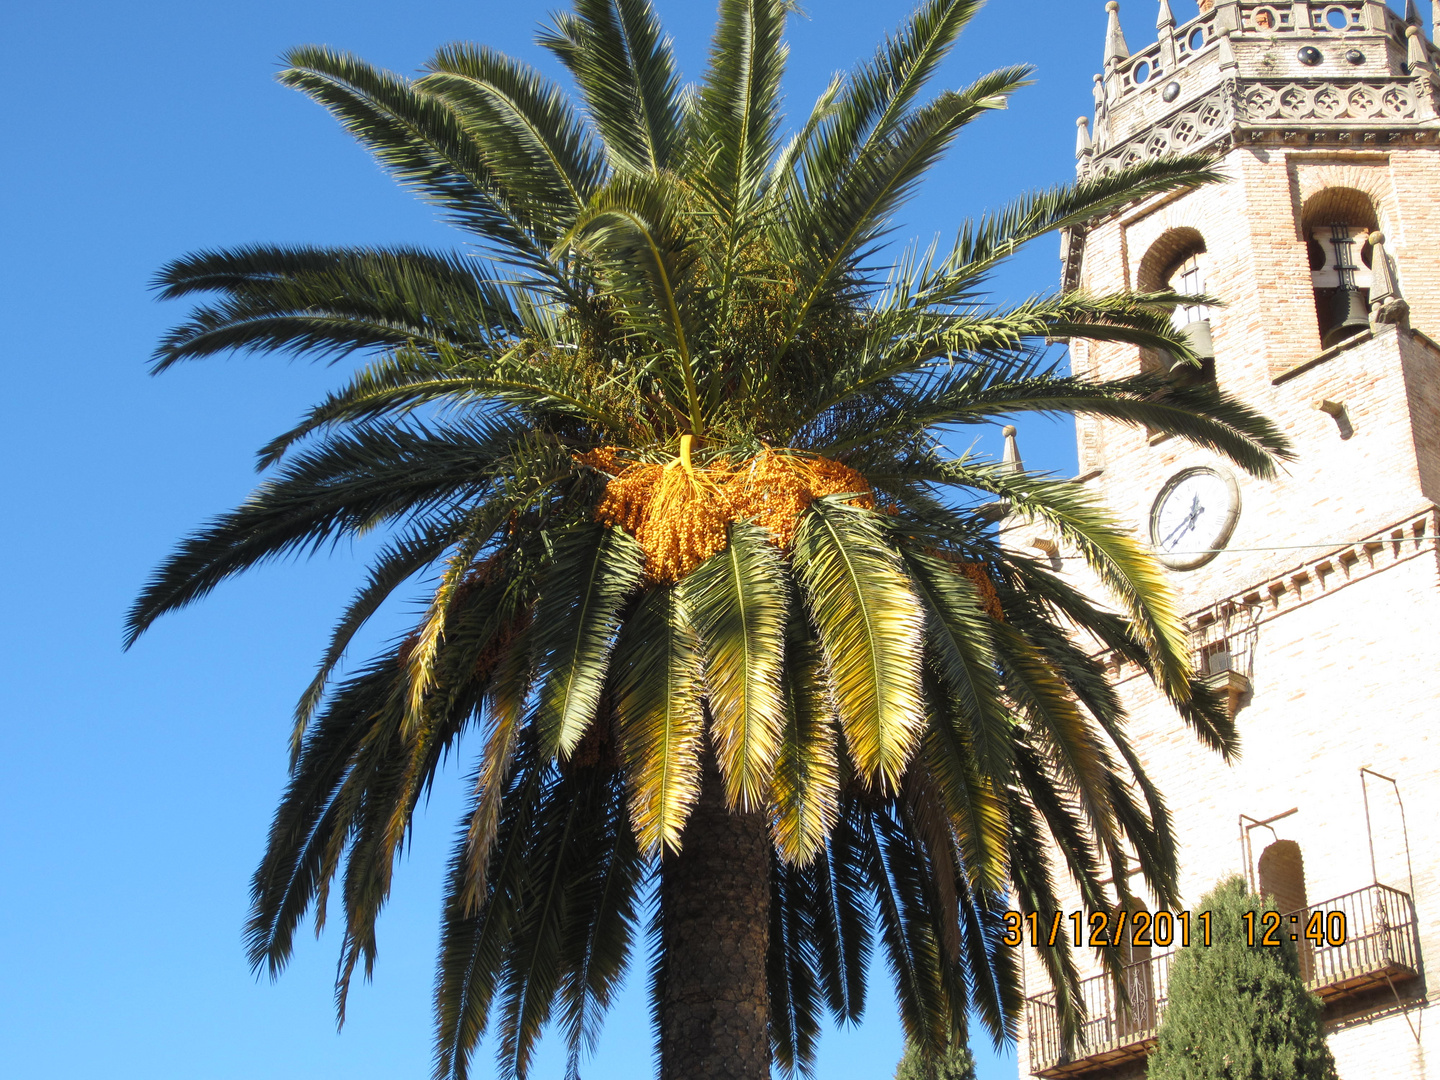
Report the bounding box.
[1258,838,1308,913]
[1258,838,1314,981]
[1300,186,1381,348]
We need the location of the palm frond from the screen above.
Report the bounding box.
[769,612,841,866]
[683,521,788,810]
[292,515,462,760]
[768,854,825,1076]
[537,0,684,176]
[279,48,567,280]
[125,416,527,646]
[493,763,635,1080]
[555,788,647,1080]
[401,507,510,735]
[863,365,1292,479]
[902,550,1015,805]
[956,873,1022,1047]
[913,155,1225,305]
[694,0,791,217]
[812,809,872,1024]
[610,585,707,854]
[916,672,1011,899]
[456,603,538,918]
[421,44,605,221]
[255,344,637,466]
[559,173,706,431]
[532,524,645,758]
[434,737,550,1080]
[150,244,522,371]
[782,63,1032,342]
[791,500,926,790]
[794,0,986,199]
[864,807,956,1056]
[930,461,1196,699]
[991,621,1121,855]
[246,655,399,976]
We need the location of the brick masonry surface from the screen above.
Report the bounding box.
[1015,5,1440,1077]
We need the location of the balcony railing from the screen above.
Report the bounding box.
[1025,952,1174,1077]
[1024,884,1420,1078]
[1301,883,1421,1000]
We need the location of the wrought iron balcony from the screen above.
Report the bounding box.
[1025,952,1173,1077]
[1301,883,1421,1002]
[1024,884,1421,1078]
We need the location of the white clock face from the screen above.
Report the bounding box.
[1150,467,1240,570]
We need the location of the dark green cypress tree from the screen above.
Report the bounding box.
[895,1042,976,1080]
[1149,876,1338,1080]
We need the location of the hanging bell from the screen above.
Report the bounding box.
[1324,287,1371,348]
[1163,318,1216,387]
[1181,318,1215,361]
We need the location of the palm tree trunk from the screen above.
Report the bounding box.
[658,755,771,1080]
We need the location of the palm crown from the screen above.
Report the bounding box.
[129,2,1292,1078]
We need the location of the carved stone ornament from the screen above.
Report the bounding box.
[1373,297,1412,327]
[1090,86,1232,175]
[1238,80,1418,121]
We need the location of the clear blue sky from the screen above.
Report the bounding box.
[0,2,1229,1078]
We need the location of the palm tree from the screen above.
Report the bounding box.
[128,2,1291,1078]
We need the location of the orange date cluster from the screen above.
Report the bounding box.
[1001,910,1349,949]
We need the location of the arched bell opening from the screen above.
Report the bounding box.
[1301,187,1381,349]
[1137,227,1216,386]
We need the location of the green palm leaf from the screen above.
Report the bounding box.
[610,585,707,854]
[811,811,872,1024]
[434,737,550,1080]
[279,47,564,278]
[421,45,604,221]
[291,516,463,758]
[125,416,526,646]
[902,552,1014,786]
[555,792,646,1080]
[538,0,684,176]
[768,855,824,1076]
[532,524,645,759]
[150,244,522,371]
[456,606,537,918]
[695,0,791,216]
[769,616,841,865]
[792,500,926,790]
[683,521,788,810]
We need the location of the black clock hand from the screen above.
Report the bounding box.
[1162,514,1197,547]
[1162,498,1205,547]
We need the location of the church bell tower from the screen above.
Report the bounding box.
[1018,3,1440,1078]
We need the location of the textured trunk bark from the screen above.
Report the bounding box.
[659,757,771,1080]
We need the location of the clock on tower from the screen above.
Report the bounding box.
[1017,5,1440,1080]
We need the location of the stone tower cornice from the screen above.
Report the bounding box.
[1064,1,1440,291]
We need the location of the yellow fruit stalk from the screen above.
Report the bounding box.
[579,445,877,582]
